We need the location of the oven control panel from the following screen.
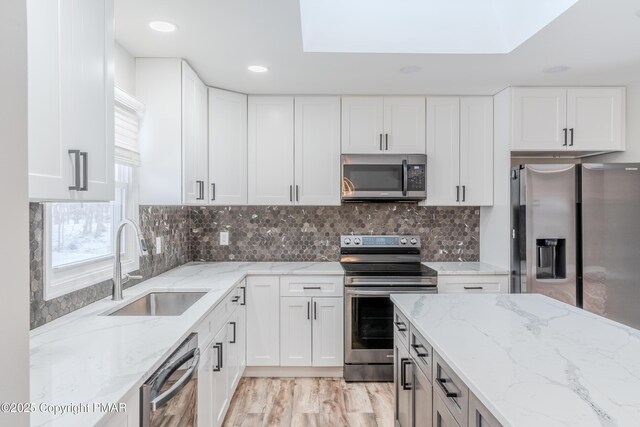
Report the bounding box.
[341,235,420,247]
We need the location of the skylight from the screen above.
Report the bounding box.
[299,0,579,54]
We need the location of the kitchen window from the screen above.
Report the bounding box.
[44,89,144,300]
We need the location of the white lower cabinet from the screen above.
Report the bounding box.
[211,325,229,427]
[280,296,343,367]
[246,276,281,366]
[437,275,509,294]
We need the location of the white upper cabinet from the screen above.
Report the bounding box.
[425,97,493,207]
[341,97,384,153]
[383,97,426,154]
[182,62,209,205]
[248,97,295,205]
[512,88,567,151]
[512,87,625,153]
[459,97,494,206]
[137,59,207,205]
[28,0,114,201]
[566,88,625,151]
[342,97,426,154]
[426,97,460,206]
[294,97,341,205]
[209,89,248,205]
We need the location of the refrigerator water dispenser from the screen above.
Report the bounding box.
[536,239,566,279]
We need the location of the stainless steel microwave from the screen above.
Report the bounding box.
[341,154,427,202]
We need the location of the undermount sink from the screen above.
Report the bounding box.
[107,291,207,316]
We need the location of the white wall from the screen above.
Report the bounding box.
[115,42,136,95]
[0,0,30,425]
[480,88,511,270]
[592,80,640,163]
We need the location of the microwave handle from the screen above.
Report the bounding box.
[402,159,408,196]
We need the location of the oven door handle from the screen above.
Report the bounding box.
[150,348,200,410]
[346,289,436,296]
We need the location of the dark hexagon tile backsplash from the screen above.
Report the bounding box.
[30,202,479,328]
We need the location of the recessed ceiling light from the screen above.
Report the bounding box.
[543,65,570,74]
[248,65,269,73]
[399,66,422,74]
[148,21,177,33]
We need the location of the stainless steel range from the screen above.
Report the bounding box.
[341,235,437,382]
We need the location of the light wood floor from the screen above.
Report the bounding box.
[222,378,394,427]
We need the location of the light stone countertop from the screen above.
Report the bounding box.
[391,293,640,427]
[424,261,509,275]
[29,262,344,427]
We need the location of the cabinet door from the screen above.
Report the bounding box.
[425,97,460,206]
[182,61,209,204]
[383,97,426,154]
[469,392,502,427]
[433,394,461,427]
[28,0,114,201]
[212,326,229,427]
[512,88,567,151]
[294,97,341,205]
[246,276,280,366]
[227,309,241,392]
[312,297,343,367]
[413,361,434,427]
[209,88,248,205]
[395,338,412,427]
[566,88,625,151]
[341,97,384,153]
[238,302,247,374]
[280,297,312,366]
[248,97,295,205]
[459,97,493,206]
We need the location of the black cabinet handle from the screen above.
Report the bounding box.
[211,183,216,201]
[79,151,89,191]
[296,185,299,202]
[229,322,236,344]
[379,134,383,151]
[196,181,204,200]
[411,343,428,358]
[456,185,460,202]
[570,128,574,146]
[401,358,412,390]
[303,286,322,290]
[231,296,240,303]
[437,377,459,398]
[314,301,317,320]
[563,128,568,146]
[213,342,223,371]
[385,133,389,150]
[394,321,407,332]
[289,185,293,202]
[462,185,466,202]
[307,301,310,320]
[464,286,484,290]
[241,286,246,306]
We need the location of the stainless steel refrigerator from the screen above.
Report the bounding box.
[511,163,640,330]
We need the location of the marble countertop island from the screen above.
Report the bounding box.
[30,262,344,427]
[391,293,640,427]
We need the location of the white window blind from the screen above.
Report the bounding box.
[114,87,145,166]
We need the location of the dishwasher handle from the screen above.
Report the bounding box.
[150,347,200,410]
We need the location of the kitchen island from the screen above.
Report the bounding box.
[391,293,640,427]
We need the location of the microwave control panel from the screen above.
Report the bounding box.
[407,165,426,191]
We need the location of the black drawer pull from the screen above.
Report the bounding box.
[400,358,412,390]
[437,378,459,398]
[463,286,484,290]
[394,321,407,332]
[411,343,428,358]
[231,296,240,302]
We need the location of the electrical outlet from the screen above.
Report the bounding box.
[220,231,229,246]
[155,236,162,254]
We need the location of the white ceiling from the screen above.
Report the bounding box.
[115,0,640,95]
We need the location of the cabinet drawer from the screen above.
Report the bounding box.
[470,392,502,427]
[438,275,508,294]
[393,308,410,349]
[409,326,432,383]
[433,392,461,427]
[433,351,468,427]
[280,275,343,297]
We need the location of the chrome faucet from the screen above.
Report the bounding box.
[112,219,149,301]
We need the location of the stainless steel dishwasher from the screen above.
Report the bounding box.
[141,333,200,427]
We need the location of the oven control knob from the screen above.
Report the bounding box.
[353,238,361,245]
[344,238,351,245]
[400,238,407,245]
[410,238,418,245]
